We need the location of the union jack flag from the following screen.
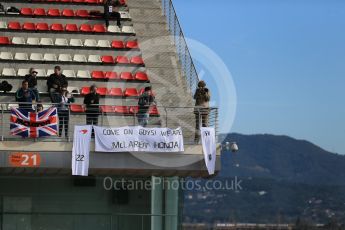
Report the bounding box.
[10,107,58,138]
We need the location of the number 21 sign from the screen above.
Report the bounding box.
[9,152,41,167]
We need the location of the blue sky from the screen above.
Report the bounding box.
[173,0,345,154]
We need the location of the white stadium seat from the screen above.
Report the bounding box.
[97,40,111,48]
[12,37,26,45]
[107,25,121,33]
[67,86,80,94]
[119,11,131,19]
[2,68,16,76]
[84,39,97,47]
[26,37,40,45]
[17,69,30,77]
[58,54,72,62]
[0,52,13,60]
[88,55,101,63]
[0,21,7,29]
[36,69,46,77]
[73,54,87,62]
[69,39,83,47]
[46,69,54,76]
[55,38,68,46]
[14,53,29,61]
[62,70,76,78]
[40,38,54,46]
[122,26,135,33]
[30,53,43,61]
[44,53,57,62]
[77,70,90,78]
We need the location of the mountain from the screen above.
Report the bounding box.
[183,134,345,224]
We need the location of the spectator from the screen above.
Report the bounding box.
[15,80,36,110]
[137,86,155,127]
[104,0,121,28]
[52,88,75,138]
[46,66,68,102]
[194,80,211,142]
[36,103,44,112]
[24,68,40,101]
[84,85,100,132]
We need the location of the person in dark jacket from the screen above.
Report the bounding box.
[104,0,121,28]
[24,68,40,101]
[15,80,36,110]
[46,66,68,102]
[137,86,155,127]
[84,85,100,127]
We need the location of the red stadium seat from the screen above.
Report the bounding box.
[81,87,90,95]
[0,37,10,45]
[111,40,124,49]
[70,104,85,113]
[93,24,106,33]
[138,88,145,95]
[21,8,33,15]
[114,106,129,114]
[33,8,46,16]
[91,71,104,79]
[73,0,85,2]
[126,41,139,49]
[101,56,114,64]
[60,0,72,2]
[47,9,60,16]
[85,0,98,3]
[115,56,129,64]
[134,72,149,81]
[62,9,75,17]
[119,0,126,5]
[65,24,78,32]
[8,22,21,30]
[124,88,138,97]
[23,22,36,31]
[100,105,114,113]
[51,23,64,31]
[80,24,92,32]
[149,106,159,115]
[96,87,108,96]
[131,56,144,65]
[36,23,49,31]
[120,72,134,81]
[104,71,119,79]
[109,88,122,97]
[129,106,139,114]
[76,9,89,17]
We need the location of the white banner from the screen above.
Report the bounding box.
[72,125,92,176]
[94,126,184,152]
[201,127,216,175]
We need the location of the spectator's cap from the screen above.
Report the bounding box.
[29,68,37,74]
[198,80,206,87]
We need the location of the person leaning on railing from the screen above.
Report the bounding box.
[194,80,211,143]
[15,80,36,111]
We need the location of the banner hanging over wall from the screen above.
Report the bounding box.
[72,125,92,176]
[93,126,184,153]
[200,127,216,175]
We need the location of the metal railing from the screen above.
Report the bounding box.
[161,0,200,96]
[0,102,218,144]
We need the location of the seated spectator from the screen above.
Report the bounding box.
[137,86,155,127]
[84,85,100,136]
[52,88,75,138]
[47,66,68,102]
[25,68,40,101]
[104,0,121,28]
[15,80,36,110]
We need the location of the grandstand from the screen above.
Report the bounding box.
[0,0,220,229]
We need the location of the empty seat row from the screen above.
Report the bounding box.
[0,52,144,65]
[20,8,130,19]
[0,36,139,49]
[1,68,149,81]
[80,87,148,97]
[30,0,127,5]
[70,105,159,116]
[0,21,134,34]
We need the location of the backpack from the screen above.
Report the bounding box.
[0,81,13,93]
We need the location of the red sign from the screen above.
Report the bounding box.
[9,152,41,167]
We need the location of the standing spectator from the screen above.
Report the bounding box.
[104,0,121,28]
[194,80,211,143]
[137,86,155,127]
[52,88,75,138]
[36,103,44,112]
[84,85,100,131]
[24,68,40,101]
[15,80,36,110]
[46,66,68,102]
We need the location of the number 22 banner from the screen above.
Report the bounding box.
[72,125,92,176]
